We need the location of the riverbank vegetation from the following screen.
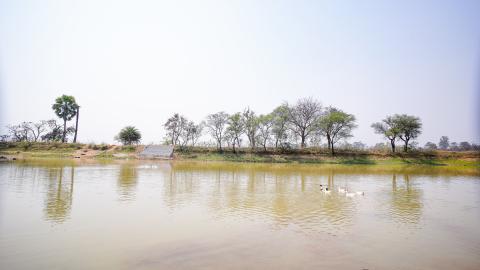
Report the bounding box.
[2,96,479,160]
[1,142,478,169]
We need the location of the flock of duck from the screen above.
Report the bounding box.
[319,185,365,197]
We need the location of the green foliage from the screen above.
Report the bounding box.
[439,136,449,150]
[395,114,422,152]
[226,112,244,152]
[120,145,136,152]
[206,112,229,150]
[19,141,33,150]
[52,95,79,142]
[115,126,141,145]
[242,108,259,148]
[52,95,78,122]
[319,107,357,154]
[271,104,290,147]
[164,113,187,146]
[424,142,437,150]
[257,113,274,151]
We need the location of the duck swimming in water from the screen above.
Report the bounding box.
[320,185,331,194]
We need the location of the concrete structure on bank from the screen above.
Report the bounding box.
[139,145,174,159]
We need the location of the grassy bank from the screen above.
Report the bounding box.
[175,147,479,168]
[1,142,479,169]
[0,142,139,159]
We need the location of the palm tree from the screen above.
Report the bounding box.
[52,95,79,142]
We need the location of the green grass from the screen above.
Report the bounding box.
[175,151,479,168]
[1,142,479,170]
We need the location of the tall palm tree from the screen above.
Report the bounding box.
[52,95,78,142]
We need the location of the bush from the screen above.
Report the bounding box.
[19,141,33,150]
[120,145,136,152]
[115,126,141,145]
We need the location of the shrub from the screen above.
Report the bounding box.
[115,126,141,145]
[19,141,32,150]
[121,145,136,152]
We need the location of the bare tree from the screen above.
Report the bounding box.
[0,134,9,142]
[164,113,188,146]
[190,122,204,147]
[206,112,229,151]
[7,123,29,142]
[41,119,75,142]
[178,121,204,148]
[25,121,48,142]
[287,97,322,148]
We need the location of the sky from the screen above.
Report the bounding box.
[1,0,479,146]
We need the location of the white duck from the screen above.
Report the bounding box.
[338,187,347,193]
[320,185,331,194]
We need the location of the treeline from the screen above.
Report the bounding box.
[159,97,478,153]
[1,95,80,143]
[161,98,356,154]
[2,96,478,153]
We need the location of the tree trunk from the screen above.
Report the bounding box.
[326,134,331,150]
[62,118,67,143]
[390,139,396,153]
[73,107,79,143]
[331,141,335,155]
[404,140,409,152]
[300,131,306,148]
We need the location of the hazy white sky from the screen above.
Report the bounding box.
[1,0,479,145]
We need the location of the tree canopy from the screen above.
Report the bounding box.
[115,126,141,145]
[395,114,422,152]
[205,112,229,151]
[319,107,357,154]
[371,115,402,153]
[52,95,79,142]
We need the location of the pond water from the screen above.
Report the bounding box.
[0,159,479,270]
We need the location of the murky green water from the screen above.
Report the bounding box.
[1,159,479,269]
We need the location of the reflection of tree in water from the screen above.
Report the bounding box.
[389,174,423,224]
[162,167,200,209]
[205,168,356,234]
[44,166,75,223]
[118,164,138,201]
[161,163,356,234]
